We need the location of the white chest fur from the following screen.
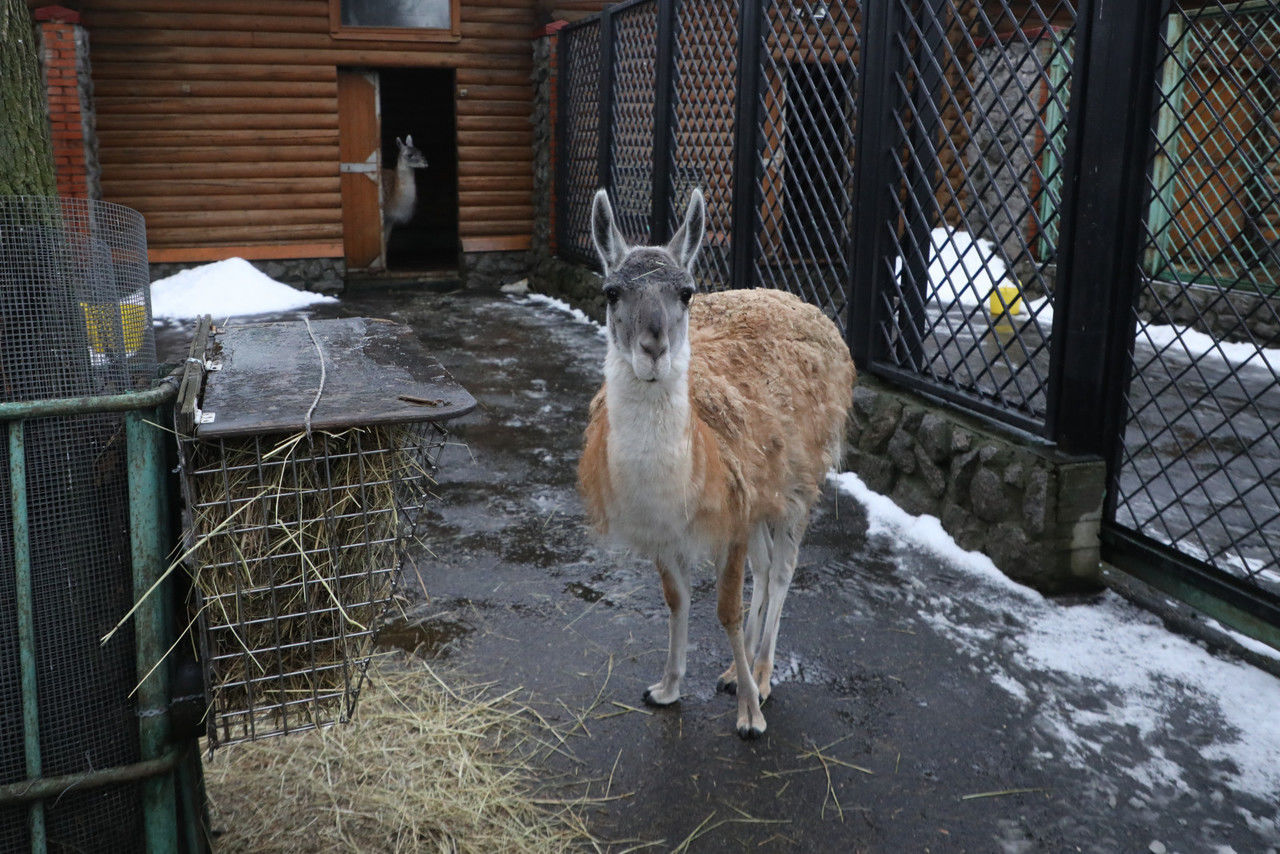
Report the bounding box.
[603,349,705,564]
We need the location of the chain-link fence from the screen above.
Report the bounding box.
[0,196,156,853]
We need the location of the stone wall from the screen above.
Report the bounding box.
[461,250,531,291]
[1138,280,1280,349]
[846,373,1105,592]
[149,257,345,293]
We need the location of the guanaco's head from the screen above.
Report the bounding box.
[591,188,705,384]
[396,135,428,170]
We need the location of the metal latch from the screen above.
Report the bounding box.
[340,152,379,183]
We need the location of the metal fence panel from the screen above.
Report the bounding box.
[557,18,602,264]
[1112,1,1280,611]
[609,0,660,243]
[0,196,155,853]
[669,0,740,290]
[749,0,863,328]
[869,0,1078,429]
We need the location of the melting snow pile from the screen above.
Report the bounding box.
[150,257,337,321]
[894,227,1009,309]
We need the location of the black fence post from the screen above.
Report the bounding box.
[598,8,616,199]
[894,0,947,370]
[1046,0,1167,456]
[848,0,904,367]
[731,0,763,292]
[651,0,678,244]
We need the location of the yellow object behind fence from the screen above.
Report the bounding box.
[80,300,147,355]
[988,282,1023,317]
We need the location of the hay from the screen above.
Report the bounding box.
[182,423,444,743]
[202,653,599,853]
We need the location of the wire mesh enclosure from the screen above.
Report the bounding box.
[556,18,603,264]
[181,423,448,747]
[752,0,863,322]
[610,0,660,242]
[1114,0,1280,607]
[871,0,1076,427]
[177,317,474,747]
[0,197,156,853]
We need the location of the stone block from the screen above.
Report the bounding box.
[859,398,902,454]
[969,466,1008,523]
[914,443,947,497]
[887,427,917,473]
[917,412,953,463]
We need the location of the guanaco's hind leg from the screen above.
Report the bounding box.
[717,506,807,703]
[751,511,807,701]
[718,541,766,739]
[718,522,771,694]
[643,560,690,707]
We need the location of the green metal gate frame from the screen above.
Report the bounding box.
[1145,0,1280,295]
[0,378,204,854]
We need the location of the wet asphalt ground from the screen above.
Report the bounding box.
[173,283,1280,853]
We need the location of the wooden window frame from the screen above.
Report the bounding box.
[329,0,461,43]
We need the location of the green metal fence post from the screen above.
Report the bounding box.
[9,419,46,854]
[126,408,179,854]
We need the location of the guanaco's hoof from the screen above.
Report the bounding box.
[736,725,764,740]
[642,688,678,707]
[716,677,736,695]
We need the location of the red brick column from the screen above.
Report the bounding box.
[34,5,88,199]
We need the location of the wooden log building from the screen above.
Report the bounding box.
[27,0,611,285]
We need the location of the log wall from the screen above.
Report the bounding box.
[79,0,540,261]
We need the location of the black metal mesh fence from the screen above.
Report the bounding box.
[0,196,155,853]
[752,0,863,325]
[1115,1,1280,601]
[610,1,660,244]
[551,0,1280,624]
[557,18,602,264]
[871,0,1076,426]
[669,0,739,290]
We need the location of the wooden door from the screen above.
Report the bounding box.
[338,70,383,271]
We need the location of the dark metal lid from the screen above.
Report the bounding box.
[194,316,476,438]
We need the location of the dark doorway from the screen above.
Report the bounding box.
[380,67,458,271]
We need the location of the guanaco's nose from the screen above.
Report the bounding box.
[640,339,667,360]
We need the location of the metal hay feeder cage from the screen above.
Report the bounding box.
[175,315,475,747]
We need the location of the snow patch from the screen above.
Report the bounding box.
[150,257,336,320]
[519,292,608,339]
[830,469,1280,804]
[1138,320,1280,373]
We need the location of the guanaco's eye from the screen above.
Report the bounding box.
[679,287,694,305]
[604,286,621,305]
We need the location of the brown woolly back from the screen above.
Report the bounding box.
[687,289,855,530]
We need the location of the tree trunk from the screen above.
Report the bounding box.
[0,0,56,197]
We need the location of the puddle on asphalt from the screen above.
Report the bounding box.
[376,617,472,659]
[564,581,605,603]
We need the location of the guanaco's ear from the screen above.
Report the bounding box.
[591,189,628,274]
[395,136,405,150]
[405,134,414,147]
[667,188,705,271]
